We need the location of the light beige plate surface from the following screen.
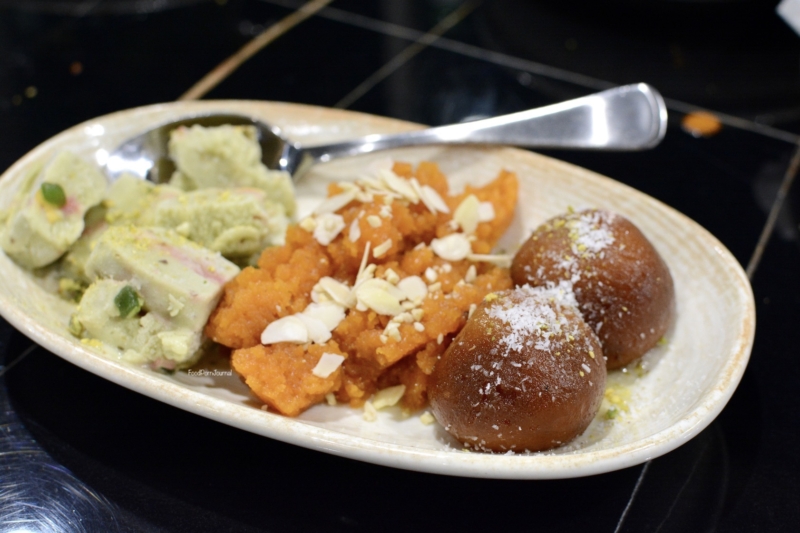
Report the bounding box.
[0,101,755,479]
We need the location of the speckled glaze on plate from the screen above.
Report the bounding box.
[0,101,755,479]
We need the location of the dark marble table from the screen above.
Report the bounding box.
[1,1,799,531]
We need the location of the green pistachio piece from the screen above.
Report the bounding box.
[114,285,143,318]
[40,182,66,207]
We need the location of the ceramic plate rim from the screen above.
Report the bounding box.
[0,100,755,479]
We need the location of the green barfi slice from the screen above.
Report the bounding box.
[167,124,296,216]
[1,151,107,268]
[84,225,239,332]
[152,187,288,257]
[73,279,204,368]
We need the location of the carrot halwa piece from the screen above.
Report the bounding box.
[391,161,413,178]
[206,226,331,349]
[231,341,345,416]
[210,162,519,416]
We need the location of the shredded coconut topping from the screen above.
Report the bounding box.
[567,210,616,254]
[485,281,579,354]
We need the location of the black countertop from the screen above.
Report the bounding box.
[1,1,799,531]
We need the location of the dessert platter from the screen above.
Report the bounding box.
[0,100,755,479]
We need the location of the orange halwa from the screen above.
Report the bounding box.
[206,162,518,416]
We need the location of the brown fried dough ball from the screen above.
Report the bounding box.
[510,209,674,369]
[429,285,606,453]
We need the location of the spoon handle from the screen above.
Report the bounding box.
[296,83,666,172]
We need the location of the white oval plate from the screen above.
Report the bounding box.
[0,101,755,479]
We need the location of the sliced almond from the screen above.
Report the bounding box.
[466,253,513,267]
[356,191,374,203]
[310,287,330,304]
[261,316,308,345]
[424,267,438,282]
[348,218,361,242]
[296,313,332,344]
[353,264,377,292]
[360,263,377,280]
[393,312,413,323]
[312,352,345,378]
[372,384,406,409]
[299,217,317,232]
[356,242,372,281]
[363,400,378,421]
[313,213,345,245]
[380,169,418,202]
[431,233,471,261]
[355,278,405,316]
[360,176,388,192]
[420,184,450,214]
[302,301,346,330]
[373,238,392,258]
[313,189,357,215]
[465,264,477,283]
[315,277,356,308]
[453,194,480,234]
[384,268,400,285]
[477,201,495,222]
[335,181,359,193]
[409,178,432,213]
[397,275,427,302]
[387,327,402,342]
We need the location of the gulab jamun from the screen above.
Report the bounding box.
[429,284,606,453]
[511,209,674,369]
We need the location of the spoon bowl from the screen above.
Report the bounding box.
[106,83,667,182]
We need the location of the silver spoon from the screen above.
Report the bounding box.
[105,83,666,182]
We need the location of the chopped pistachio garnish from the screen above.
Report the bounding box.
[40,182,66,207]
[114,285,143,318]
[67,315,83,336]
